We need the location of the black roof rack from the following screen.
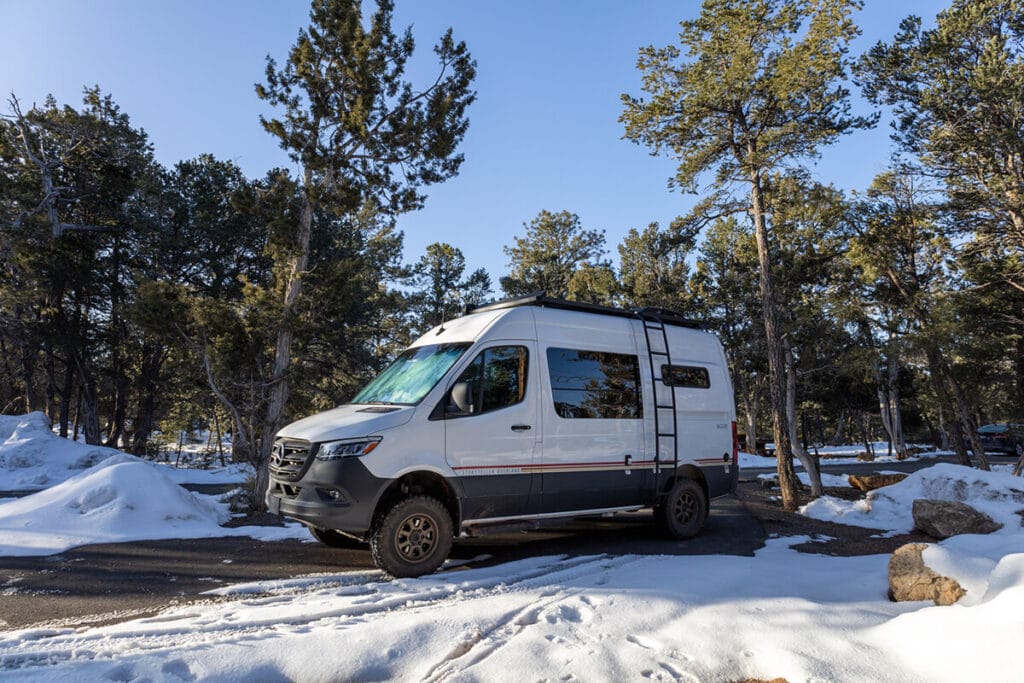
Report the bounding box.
[465,291,704,330]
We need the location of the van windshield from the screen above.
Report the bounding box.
[352,343,470,406]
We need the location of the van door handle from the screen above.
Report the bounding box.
[511,424,532,432]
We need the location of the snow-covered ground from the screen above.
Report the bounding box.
[1,415,1022,681]
[1,533,1022,681]
[0,413,303,555]
[0,413,248,491]
[738,442,943,469]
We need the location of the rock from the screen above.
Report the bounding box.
[912,499,1003,539]
[888,543,966,605]
[847,473,908,491]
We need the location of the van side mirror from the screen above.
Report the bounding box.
[451,382,474,415]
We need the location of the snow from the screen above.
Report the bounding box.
[0,454,307,556]
[0,413,122,491]
[800,462,1024,533]
[1,417,1023,681]
[739,443,942,469]
[0,412,249,491]
[0,538,1022,681]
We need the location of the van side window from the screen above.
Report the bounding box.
[452,346,529,415]
[546,348,642,419]
[662,364,711,389]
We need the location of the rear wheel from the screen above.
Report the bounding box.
[370,496,453,578]
[308,526,364,548]
[654,478,707,539]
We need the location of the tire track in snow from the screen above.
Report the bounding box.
[421,556,641,682]
[0,554,632,674]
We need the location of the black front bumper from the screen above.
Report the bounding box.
[266,456,391,536]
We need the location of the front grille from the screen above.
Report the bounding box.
[269,439,313,480]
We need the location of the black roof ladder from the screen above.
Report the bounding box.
[637,309,679,503]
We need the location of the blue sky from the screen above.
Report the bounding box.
[1,0,947,283]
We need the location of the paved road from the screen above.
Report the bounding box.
[0,495,763,630]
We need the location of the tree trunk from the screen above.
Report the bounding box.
[859,411,874,461]
[749,172,799,510]
[58,355,73,438]
[924,345,976,467]
[74,352,102,446]
[130,344,165,456]
[828,409,846,446]
[260,169,316,506]
[214,410,226,467]
[1015,334,1024,422]
[785,339,822,496]
[739,372,758,452]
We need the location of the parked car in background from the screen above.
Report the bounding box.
[978,424,1024,457]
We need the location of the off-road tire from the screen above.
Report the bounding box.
[308,526,364,548]
[370,496,453,578]
[654,478,708,539]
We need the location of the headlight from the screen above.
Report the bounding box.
[315,437,382,460]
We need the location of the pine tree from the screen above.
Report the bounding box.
[501,210,610,300]
[621,0,873,509]
[252,0,476,494]
[407,242,491,334]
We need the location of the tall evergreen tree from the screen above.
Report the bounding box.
[847,169,992,470]
[621,0,873,509]
[618,221,698,312]
[501,209,611,301]
[252,0,476,490]
[407,242,491,334]
[1,90,155,443]
[858,0,1024,289]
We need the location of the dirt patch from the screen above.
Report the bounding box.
[734,480,932,556]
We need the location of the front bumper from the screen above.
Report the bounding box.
[265,456,391,536]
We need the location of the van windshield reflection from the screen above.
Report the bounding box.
[352,343,470,406]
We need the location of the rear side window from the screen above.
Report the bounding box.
[662,364,711,389]
[546,347,642,419]
[453,345,529,415]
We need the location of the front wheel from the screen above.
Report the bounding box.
[654,478,708,539]
[1015,441,1024,458]
[370,496,453,578]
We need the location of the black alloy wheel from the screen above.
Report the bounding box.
[370,496,453,578]
[655,477,708,539]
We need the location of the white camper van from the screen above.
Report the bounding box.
[266,294,738,577]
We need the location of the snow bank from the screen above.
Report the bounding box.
[0,454,231,555]
[800,462,1024,533]
[0,412,250,491]
[0,412,121,490]
[0,454,307,556]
